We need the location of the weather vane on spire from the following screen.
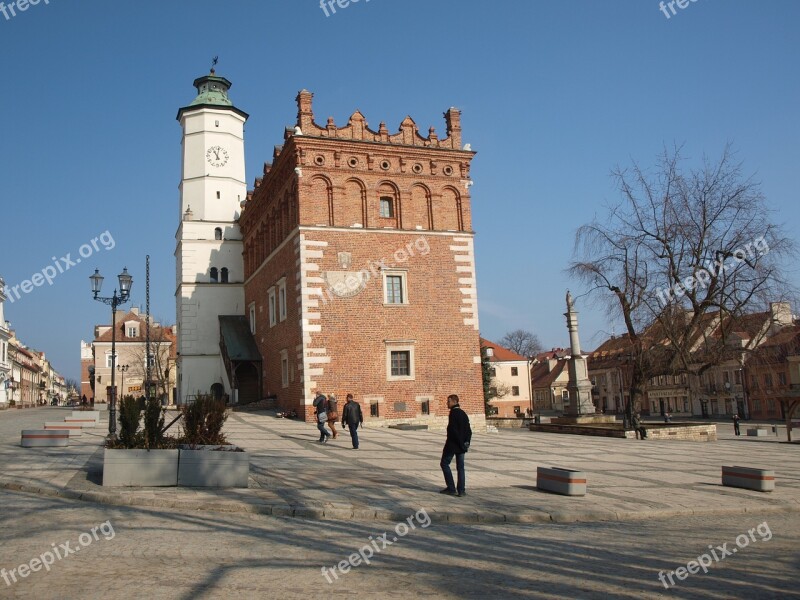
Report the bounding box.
[211,56,219,73]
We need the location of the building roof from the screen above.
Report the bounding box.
[94,311,176,346]
[219,316,262,362]
[531,358,568,389]
[480,338,527,362]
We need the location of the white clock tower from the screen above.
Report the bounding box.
[175,69,248,403]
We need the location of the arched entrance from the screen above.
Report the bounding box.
[235,363,259,405]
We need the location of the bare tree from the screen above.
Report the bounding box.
[500,329,543,358]
[128,320,175,400]
[570,144,795,424]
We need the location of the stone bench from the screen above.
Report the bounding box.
[43,423,83,436]
[721,466,775,492]
[21,430,69,448]
[63,417,97,428]
[71,410,101,423]
[746,428,769,437]
[536,466,587,496]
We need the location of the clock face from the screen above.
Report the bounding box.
[206,145,229,167]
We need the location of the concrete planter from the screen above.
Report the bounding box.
[177,447,249,488]
[102,448,179,487]
[721,466,775,492]
[537,466,587,496]
[746,428,769,437]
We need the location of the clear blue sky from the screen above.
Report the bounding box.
[1,0,798,381]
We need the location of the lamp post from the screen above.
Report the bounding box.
[117,364,129,398]
[90,267,133,439]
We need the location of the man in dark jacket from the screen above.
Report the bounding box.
[341,394,364,449]
[440,394,472,497]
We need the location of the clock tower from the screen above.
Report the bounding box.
[175,69,248,403]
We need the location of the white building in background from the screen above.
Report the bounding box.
[0,278,10,407]
[174,69,248,403]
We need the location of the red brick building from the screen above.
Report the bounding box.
[239,91,484,428]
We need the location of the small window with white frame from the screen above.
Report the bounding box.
[379,196,394,218]
[383,270,408,305]
[386,341,415,381]
[248,302,256,334]
[278,279,287,322]
[106,353,117,368]
[280,349,289,388]
[268,287,276,327]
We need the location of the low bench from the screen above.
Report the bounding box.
[71,410,100,423]
[43,423,83,436]
[63,418,97,428]
[21,430,69,448]
[746,428,769,437]
[721,466,775,492]
[537,466,587,496]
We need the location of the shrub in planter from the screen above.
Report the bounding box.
[118,395,142,449]
[181,395,228,446]
[143,396,165,450]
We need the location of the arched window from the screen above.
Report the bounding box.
[221,267,229,283]
[214,227,222,240]
[210,267,218,283]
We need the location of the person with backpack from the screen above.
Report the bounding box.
[327,394,340,439]
[313,393,332,443]
[341,394,364,449]
[439,394,472,497]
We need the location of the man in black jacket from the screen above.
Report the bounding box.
[341,394,364,449]
[440,394,472,497]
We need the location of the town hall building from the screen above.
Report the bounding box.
[175,69,484,428]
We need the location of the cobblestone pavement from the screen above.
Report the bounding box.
[0,488,796,599]
[1,407,799,524]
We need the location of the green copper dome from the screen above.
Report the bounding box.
[189,71,233,106]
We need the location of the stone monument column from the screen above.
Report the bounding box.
[564,291,597,417]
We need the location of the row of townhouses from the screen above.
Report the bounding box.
[80,308,177,404]
[0,276,68,408]
[530,301,799,421]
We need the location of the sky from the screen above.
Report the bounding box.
[1,0,798,381]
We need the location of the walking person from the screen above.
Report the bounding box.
[313,393,331,443]
[733,413,741,436]
[341,394,363,449]
[327,394,339,439]
[439,394,472,497]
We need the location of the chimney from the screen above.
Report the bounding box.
[296,89,314,132]
[770,302,792,327]
[444,107,462,148]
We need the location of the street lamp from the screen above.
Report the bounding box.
[90,267,133,439]
[117,364,129,398]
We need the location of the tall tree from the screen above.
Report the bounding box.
[500,330,543,358]
[570,144,795,424]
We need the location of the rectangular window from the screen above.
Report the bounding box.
[248,302,256,335]
[764,373,773,388]
[127,327,137,338]
[511,367,519,376]
[779,372,787,386]
[723,371,730,384]
[280,350,289,388]
[753,399,761,412]
[268,288,276,327]
[386,275,404,304]
[512,386,520,396]
[489,367,496,377]
[278,279,287,322]
[370,402,379,417]
[391,351,410,376]
[734,370,741,385]
[106,353,116,368]
[379,197,394,218]
[421,400,430,415]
